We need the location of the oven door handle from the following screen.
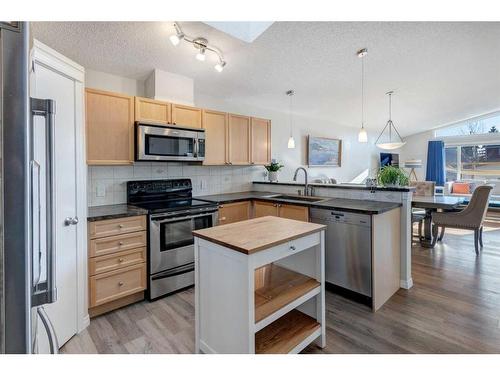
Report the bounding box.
[151,211,217,224]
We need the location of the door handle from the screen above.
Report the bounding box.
[37,306,59,354]
[64,217,79,226]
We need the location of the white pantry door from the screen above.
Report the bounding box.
[32,56,81,348]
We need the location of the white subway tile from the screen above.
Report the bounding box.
[113,166,134,179]
[168,165,183,177]
[91,166,114,179]
[152,165,169,178]
[133,164,152,177]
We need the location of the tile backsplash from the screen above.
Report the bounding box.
[88,163,265,206]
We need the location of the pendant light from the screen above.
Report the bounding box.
[375,91,406,150]
[357,48,368,143]
[286,90,296,149]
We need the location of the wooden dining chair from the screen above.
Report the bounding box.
[410,181,435,243]
[431,185,493,254]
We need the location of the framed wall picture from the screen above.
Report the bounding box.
[307,136,342,167]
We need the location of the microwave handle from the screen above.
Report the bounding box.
[193,138,198,158]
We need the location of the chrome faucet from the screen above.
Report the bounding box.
[293,167,310,196]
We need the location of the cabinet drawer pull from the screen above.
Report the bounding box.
[118,258,124,263]
[118,281,124,286]
[290,245,296,251]
[118,224,124,229]
[118,241,124,246]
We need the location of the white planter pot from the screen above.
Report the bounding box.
[268,171,279,182]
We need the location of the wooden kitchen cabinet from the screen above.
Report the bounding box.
[202,109,228,165]
[86,88,134,165]
[218,201,251,225]
[88,215,147,317]
[253,201,279,218]
[228,114,251,165]
[278,204,309,222]
[250,117,271,165]
[134,96,171,124]
[171,104,203,128]
[253,201,309,222]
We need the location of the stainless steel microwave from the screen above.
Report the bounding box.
[136,122,205,162]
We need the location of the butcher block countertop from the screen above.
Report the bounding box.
[192,216,325,255]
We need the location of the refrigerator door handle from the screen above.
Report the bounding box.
[36,307,59,354]
[30,97,57,307]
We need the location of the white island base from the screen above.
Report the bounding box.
[193,216,326,354]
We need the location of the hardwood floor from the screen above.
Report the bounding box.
[62,225,500,354]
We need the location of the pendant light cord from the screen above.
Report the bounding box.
[361,55,365,128]
[287,90,294,137]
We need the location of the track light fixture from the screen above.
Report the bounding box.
[170,22,227,72]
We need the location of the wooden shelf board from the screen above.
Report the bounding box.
[255,264,320,323]
[255,309,320,354]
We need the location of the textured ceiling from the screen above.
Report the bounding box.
[31,21,500,137]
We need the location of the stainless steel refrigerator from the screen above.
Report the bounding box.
[1,21,59,354]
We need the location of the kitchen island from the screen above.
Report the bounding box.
[193,216,326,354]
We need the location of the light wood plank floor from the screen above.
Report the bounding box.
[62,225,500,354]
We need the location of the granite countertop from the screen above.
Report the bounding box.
[252,180,413,192]
[196,191,402,215]
[310,198,402,215]
[87,204,148,222]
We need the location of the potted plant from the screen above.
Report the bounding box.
[264,160,284,182]
[377,165,409,187]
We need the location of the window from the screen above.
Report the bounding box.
[445,144,500,182]
[436,111,500,137]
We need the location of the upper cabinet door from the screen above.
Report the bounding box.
[171,104,202,128]
[86,88,134,165]
[228,114,251,165]
[202,109,228,165]
[134,97,171,124]
[250,117,271,165]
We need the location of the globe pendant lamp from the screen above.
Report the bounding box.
[357,48,368,143]
[375,91,406,150]
[286,90,296,149]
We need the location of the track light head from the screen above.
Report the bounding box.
[215,61,226,72]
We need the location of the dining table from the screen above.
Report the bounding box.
[412,195,466,248]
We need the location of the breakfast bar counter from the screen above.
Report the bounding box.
[193,216,326,354]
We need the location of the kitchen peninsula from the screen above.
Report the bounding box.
[193,216,326,354]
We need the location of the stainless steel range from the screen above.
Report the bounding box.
[127,179,218,300]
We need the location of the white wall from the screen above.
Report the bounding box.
[85,69,145,96]
[400,130,434,181]
[195,92,380,183]
[86,69,380,206]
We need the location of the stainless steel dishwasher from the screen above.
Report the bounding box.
[310,208,372,298]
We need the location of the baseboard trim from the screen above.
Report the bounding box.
[400,278,413,289]
[79,314,90,333]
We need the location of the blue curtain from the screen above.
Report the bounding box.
[426,140,446,186]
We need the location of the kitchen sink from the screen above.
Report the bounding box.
[262,194,328,203]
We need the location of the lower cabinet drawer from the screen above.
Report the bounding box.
[89,247,146,276]
[89,263,146,307]
[89,231,147,257]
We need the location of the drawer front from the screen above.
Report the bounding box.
[251,232,321,269]
[89,263,146,307]
[89,231,147,258]
[89,247,146,276]
[88,215,147,239]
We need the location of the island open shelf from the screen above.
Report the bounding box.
[254,264,320,330]
[255,309,321,354]
[193,216,326,354]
